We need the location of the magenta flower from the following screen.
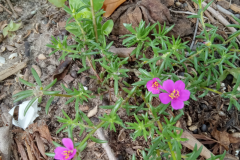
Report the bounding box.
[159,80,190,110]
[146,78,163,94]
[54,138,76,160]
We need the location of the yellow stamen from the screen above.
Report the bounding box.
[62,150,73,159]
[152,81,159,90]
[169,89,180,99]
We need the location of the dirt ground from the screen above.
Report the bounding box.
[1,0,240,159]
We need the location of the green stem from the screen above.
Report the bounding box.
[73,15,86,42]
[54,94,73,97]
[202,87,223,95]
[167,142,177,160]
[78,121,105,148]
[90,0,98,42]
[86,56,103,82]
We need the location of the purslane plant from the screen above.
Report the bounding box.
[12,0,240,159]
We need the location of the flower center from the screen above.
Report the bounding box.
[169,89,180,99]
[152,81,159,90]
[62,150,73,159]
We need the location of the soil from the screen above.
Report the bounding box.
[0,0,240,160]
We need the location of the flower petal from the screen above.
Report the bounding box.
[162,79,174,93]
[146,79,154,90]
[171,99,184,110]
[174,80,185,91]
[54,147,67,159]
[178,90,190,101]
[159,93,172,104]
[69,149,77,159]
[146,78,161,94]
[62,138,74,150]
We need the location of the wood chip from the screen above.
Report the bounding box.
[0,61,27,82]
[15,139,28,160]
[35,132,47,159]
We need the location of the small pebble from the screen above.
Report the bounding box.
[193,129,198,134]
[38,54,46,60]
[235,14,240,19]
[181,3,188,8]
[178,72,185,77]
[200,103,208,111]
[117,154,124,160]
[227,9,234,14]
[80,76,90,86]
[24,41,30,57]
[201,124,207,132]
[70,70,77,78]
[41,17,48,24]
[175,1,182,7]
[102,98,110,106]
[226,74,233,81]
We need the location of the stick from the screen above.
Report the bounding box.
[0,4,12,15]
[217,5,234,16]
[0,61,27,81]
[217,0,240,13]
[190,18,199,50]
[204,10,216,24]
[202,2,240,40]
[96,128,117,160]
[5,0,18,18]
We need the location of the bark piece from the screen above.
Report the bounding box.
[0,61,27,82]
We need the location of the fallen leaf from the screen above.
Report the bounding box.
[35,123,53,144]
[53,57,72,81]
[211,129,230,150]
[109,46,136,61]
[32,65,42,78]
[25,140,36,160]
[63,74,74,84]
[38,54,46,60]
[118,129,126,141]
[6,45,16,51]
[35,132,47,159]
[180,131,213,159]
[87,106,98,118]
[15,138,28,160]
[229,132,240,143]
[102,0,126,18]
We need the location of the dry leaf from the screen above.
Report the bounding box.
[32,65,42,78]
[15,138,28,160]
[102,0,126,18]
[118,129,126,141]
[109,46,136,61]
[53,57,72,81]
[35,124,52,144]
[87,106,98,117]
[35,132,47,159]
[25,140,36,160]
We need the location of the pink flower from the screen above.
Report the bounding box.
[54,138,76,160]
[146,78,163,94]
[159,80,190,110]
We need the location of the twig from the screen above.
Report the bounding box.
[0,4,12,15]
[204,10,216,24]
[5,0,18,18]
[190,18,199,50]
[217,5,234,16]
[96,128,117,160]
[202,2,240,40]
[169,9,208,19]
